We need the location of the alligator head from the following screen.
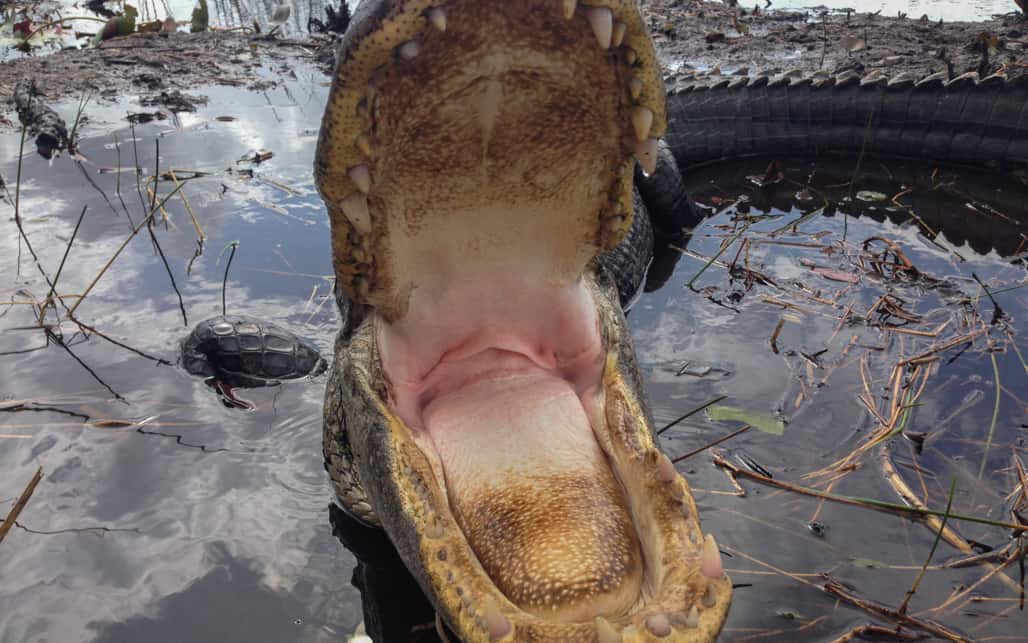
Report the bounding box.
[315,1,731,640]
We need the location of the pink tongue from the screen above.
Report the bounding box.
[423,368,642,621]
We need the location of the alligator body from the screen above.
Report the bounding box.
[665,70,1028,169]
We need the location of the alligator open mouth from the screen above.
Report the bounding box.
[316,1,731,640]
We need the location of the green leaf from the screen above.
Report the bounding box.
[707,405,785,436]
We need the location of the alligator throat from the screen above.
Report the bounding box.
[380,278,642,619]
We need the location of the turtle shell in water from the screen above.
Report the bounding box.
[181,316,326,385]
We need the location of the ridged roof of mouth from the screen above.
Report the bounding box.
[316,1,731,640]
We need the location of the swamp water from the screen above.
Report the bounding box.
[1,57,1026,643]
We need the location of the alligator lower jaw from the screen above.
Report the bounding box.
[362,272,732,641]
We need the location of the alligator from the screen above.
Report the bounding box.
[177,3,1028,641]
[314,0,732,641]
[663,68,1028,169]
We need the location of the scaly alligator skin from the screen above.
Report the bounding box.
[664,69,1028,169]
[316,1,731,641]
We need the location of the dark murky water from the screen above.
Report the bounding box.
[1,60,1026,643]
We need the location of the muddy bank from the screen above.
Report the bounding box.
[2,1,1025,123]
[0,30,334,115]
[645,0,1027,84]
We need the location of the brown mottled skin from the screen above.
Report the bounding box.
[317,1,732,640]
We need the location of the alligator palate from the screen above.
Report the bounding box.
[316,1,731,641]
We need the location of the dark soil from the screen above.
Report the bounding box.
[0,30,334,109]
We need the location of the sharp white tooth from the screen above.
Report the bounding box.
[397,40,419,60]
[634,138,658,176]
[355,133,373,157]
[483,599,512,641]
[561,0,576,19]
[629,76,643,100]
[595,617,621,643]
[426,7,446,31]
[645,614,672,638]
[703,585,718,608]
[684,606,700,628]
[348,165,371,193]
[631,106,653,142]
[624,48,637,64]
[340,193,371,234]
[701,533,724,579]
[657,452,676,482]
[612,21,627,46]
[586,7,612,48]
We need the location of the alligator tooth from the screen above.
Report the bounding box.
[702,585,717,608]
[701,533,724,579]
[629,77,643,100]
[624,48,637,64]
[426,7,446,31]
[425,523,445,539]
[670,481,685,501]
[355,133,373,157]
[356,98,370,119]
[634,138,659,175]
[340,193,371,234]
[684,605,700,628]
[483,599,512,640]
[561,0,576,19]
[612,21,627,46]
[595,616,621,643]
[586,7,613,48]
[646,614,672,638]
[656,452,676,483]
[631,106,653,142]
[397,40,420,60]
[348,165,371,193]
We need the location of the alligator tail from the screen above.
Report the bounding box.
[663,70,1028,169]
